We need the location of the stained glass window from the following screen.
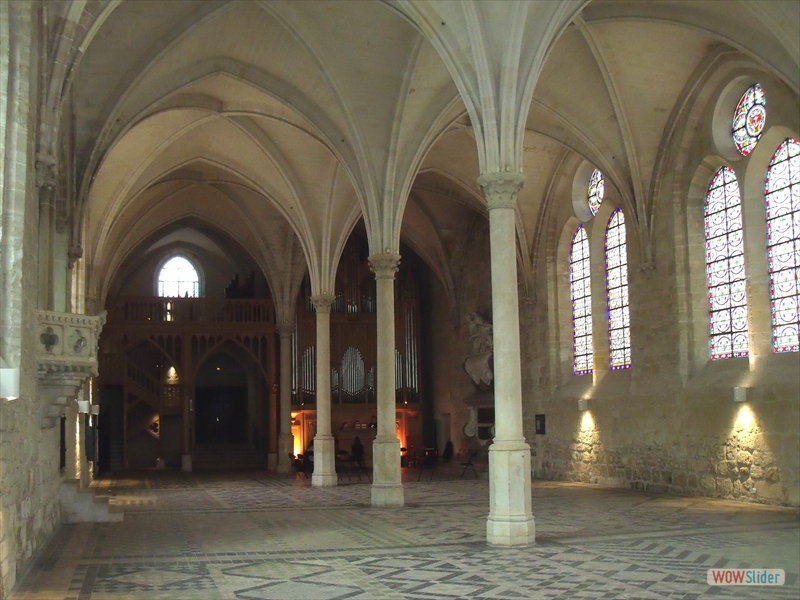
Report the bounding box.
[704,167,749,359]
[588,169,604,216]
[158,256,200,298]
[732,83,766,157]
[605,209,631,369]
[570,225,593,374]
[765,138,800,353]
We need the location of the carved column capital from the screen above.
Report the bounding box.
[368,253,401,279]
[276,322,295,338]
[477,172,525,211]
[310,294,336,314]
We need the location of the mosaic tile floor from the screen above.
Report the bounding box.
[11,468,800,599]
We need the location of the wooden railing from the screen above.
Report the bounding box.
[107,297,275,324]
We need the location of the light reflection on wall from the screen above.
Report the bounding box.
[166,366,180,384]
[580,410,595,432]
[733,404,757,432]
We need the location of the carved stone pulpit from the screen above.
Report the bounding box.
[36,310,106,428]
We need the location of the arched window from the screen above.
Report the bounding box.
[570,225,593,375]
[764,138,800,353]
[605,209,631,369]
[732,83,766,157]
[588,169,604,216]
[705,167,749,359]
[157,256,200,298]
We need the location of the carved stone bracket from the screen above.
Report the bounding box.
[37,310,107,428]
[67,245,83,269]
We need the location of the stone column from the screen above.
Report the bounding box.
[368,253,404,507]
[277,323,295,473]
[477,172,535,546]
[64,402,79,480]
[310,295,337,486]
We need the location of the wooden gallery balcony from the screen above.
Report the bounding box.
[100,297,277,419]
[106,297,275,331]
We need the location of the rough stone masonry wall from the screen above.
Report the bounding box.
[0,4,62,597]
[524,227,799,506]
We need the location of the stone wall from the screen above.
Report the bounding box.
[0,5,63,596]
[521,65,800,507]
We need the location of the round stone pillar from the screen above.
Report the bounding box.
[310,295,337,487]
[478,172,535,546]
[369,253,404,507]
[277,323,295,474]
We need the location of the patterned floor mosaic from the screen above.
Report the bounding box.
[10,468,800,599]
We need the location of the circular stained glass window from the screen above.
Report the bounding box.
[732,83,766,156]
[588,169,604,216]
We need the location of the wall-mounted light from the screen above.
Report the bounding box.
[733,387,748,403]
[578,398,590,411]
[0,367,20,401]
[90,404,100,416]
[77,400,90,414]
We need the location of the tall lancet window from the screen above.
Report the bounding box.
[764,138,800,353]
[157,256,200,298]
[605,209,631,369]
[570,225,593,375]
[705,167,749,359]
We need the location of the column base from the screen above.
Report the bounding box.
[181,455,192,473]
[486,439,535,546]
[371,436,403,506]
[311,435,337,487]
[277,432,294,474]
[371,483,405,507]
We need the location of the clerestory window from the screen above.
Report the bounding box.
[704,167,749,359]
[605,209,631,369]
[764,138,800,353]
[158,256,200,298]
[570,225,593,375]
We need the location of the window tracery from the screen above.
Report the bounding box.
[765,138,800,353]
[588,169,604,216]
[605,209,631,369]
[732,83,766,157]
[705,167,749,359]
[570,225,593,374]
[157,256,200,298]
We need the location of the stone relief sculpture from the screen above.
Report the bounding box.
[463,313,493,387]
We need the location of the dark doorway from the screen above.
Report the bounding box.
[195,386,247,443]
[194,352,249,444]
